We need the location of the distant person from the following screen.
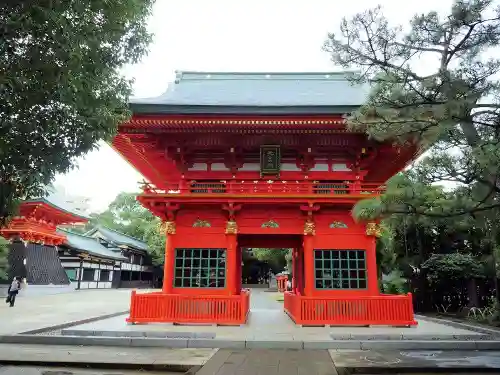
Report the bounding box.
[6,277,21,307]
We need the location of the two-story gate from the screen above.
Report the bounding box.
[115,71,418,327]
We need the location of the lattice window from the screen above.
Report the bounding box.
[314,249,367,289]
[174,248,226,288]
[100,270,110,282]
[82,269,95,281]
[314,181,348,195]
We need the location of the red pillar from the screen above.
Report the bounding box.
[291,248,297,293]
[162,222,176,294]
[297,247,304,294]
[226,233,238,295]
[366,236,379,295]
[303,235,314,296]
[236,246,242,291]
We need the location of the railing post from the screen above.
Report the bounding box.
[407,292,416,323]
[128,290,137,322]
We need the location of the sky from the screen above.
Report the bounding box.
[53,0,454,213]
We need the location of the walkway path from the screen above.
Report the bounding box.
[195,349,338,375]
[0,289,136,335]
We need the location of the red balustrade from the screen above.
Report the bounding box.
[127,290,251,325]
[140,180,385,196]
[284,292,417,326]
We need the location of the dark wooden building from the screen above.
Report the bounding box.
[85,226,154,288]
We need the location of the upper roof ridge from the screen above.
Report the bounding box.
[174,71,358,82]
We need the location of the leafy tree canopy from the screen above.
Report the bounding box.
[86,192,165,265]
[0,0,154,224]
[325,0,500,218]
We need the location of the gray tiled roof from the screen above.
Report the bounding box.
[85,226,149,252]
[25,188,90,221]
[58,229,127,261]
[130,71,370,113]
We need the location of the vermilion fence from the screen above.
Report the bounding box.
[276,275,288,292]
[284,292,417,326]
[127,289,251,325]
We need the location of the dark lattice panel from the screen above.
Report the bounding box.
[174,248,226,288]
[314,249,367,289]
[25,244,70,285]
[314,182,349,195]
[7,241,27,281]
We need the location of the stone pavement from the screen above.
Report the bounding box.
[0,289,135,335]
[196,349,338,375]
[0,343,215,369]
[329,349,500,370]
[0,366,181,375]
[194,348,500,374]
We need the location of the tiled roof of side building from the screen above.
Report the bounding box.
[85,225,149,252]
[58,229,127,261]
[129,71,371,114]
[25,190,90,221]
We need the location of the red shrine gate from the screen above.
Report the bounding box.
[114,71,418,327]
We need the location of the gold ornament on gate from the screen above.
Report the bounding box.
[225,220,238,234]
[160,221,176,235]
[303,219,316,236]
[366,222,381,237]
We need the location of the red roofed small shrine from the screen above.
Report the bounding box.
[1,198,88,246]
[114,72,419,327]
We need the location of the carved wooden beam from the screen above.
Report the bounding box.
[222,202,242,220]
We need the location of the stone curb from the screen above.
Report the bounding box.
[61,329,216,339]
[61,329,494,341]
[2,335,500,350]
[416,314,500,336]
[330,333,493,341]
[20,310,130,335]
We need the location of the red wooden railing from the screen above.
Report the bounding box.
[276,275,288,292]
[141,180,385,196]
[127,290,251,325]
[284,292,417,326]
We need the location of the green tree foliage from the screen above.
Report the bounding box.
[252,248,290,272]
[88,192,165,265]
[0,237,9,280]
[0,0,154,225]
[325,0,500,218]
[325,0,500,309]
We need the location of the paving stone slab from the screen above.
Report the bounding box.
[129,337,188,347]
[0,343,216,368]
[330,349,500,370]
[360,339,478,350]
[416,314,500,336]
[188,339,246,349]
[245,340,304,349]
